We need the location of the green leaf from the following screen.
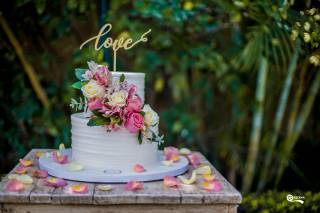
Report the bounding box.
[35,0,46,14]
[91,109,103,116]
[120,74,125,82]
[72,81,82,90]
[140,111,145,116]
[87,116,110,126]
[75,68,87,80]
[138,130,143,144]
[110,116,121,125]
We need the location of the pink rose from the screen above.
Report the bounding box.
[124,112,144,133]
[88,98,104,111]
[126,96,142,113]
[95,66,112,86]
[127,84,137,100]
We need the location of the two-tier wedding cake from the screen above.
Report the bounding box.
[39,61,189,182]
[70,62,163,170]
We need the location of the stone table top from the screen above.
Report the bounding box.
[0,149,241,207]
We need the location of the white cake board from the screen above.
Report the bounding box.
[39,149,189,183]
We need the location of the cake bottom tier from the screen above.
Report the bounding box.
[71,113,159,170]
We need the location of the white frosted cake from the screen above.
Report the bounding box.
[70,63,163,170]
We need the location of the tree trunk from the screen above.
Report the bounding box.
[257,46,299,191]
[242,57,268,193]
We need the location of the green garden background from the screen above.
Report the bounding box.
[0,0,320,212]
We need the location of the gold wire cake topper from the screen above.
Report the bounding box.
[80,23,151,72]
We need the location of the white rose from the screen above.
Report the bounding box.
[81,80,105,99]
[107,90,128,107]
[143,104,159,127]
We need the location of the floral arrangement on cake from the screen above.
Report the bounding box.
[70,61,163,144]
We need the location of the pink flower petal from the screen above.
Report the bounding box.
[35,151,45,159]
[163,176,180,187]
[133,164,145,173]
[70,184,89,194]
[202,180,222,192]
[125,181,144,191]
[88,98,104,111]
[31,169,48,178]
[164,146,179,156]
[5,180,25,192]
[52,151,69,164]
[19,159,33,167]
[203,174,215,182]
[164,146,180,162]
[45,177,67,188]
[165,152,180,162]
[15,166,28,174]
[187,153,201,167]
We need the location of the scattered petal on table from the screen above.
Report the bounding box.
[16,174,33,184]
[178,170,197,185]
[35,151,45,159]
[31,169,48,178]
[163,176,180,187]
[45,177,67,188]
[96,184,113,191]
[164,146,180,162]
[8,174,19,180]
[202,180,222,192]
[164,146,179,156]
[167,152,180,162]
[8,174,33,184]
[125,181,144,191]
[187,153,200,167]
[179,148,191,155]
[52,151,69,164]
[195,165,212,175]
[5,180,25,192]
[133,164,145,173]
[67,162,84,171]
[15,166,28,174]
[161,160,173,167]
[19,159,33,167]
[70,184,89,194]
[203,174,215,182]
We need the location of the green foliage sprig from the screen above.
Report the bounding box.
[70,97,87,111]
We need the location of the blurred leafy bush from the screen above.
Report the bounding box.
[240,191,320,213]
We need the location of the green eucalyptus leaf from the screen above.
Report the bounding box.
[87,116,109,126]
[120,74,125,82]
[91,109,103,116]
[72,81,82,90]
[75,68,87,80]
[138,130,143,144]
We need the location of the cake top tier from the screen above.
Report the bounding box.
[111,72,145,103]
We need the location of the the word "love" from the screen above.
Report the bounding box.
[79,23,151,71]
